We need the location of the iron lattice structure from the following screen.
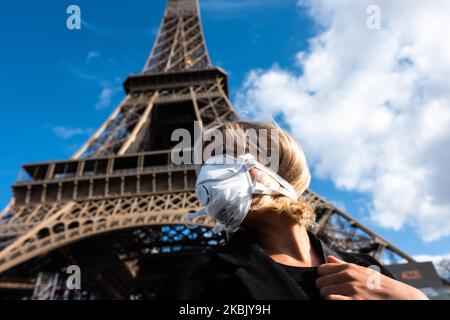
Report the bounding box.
[0,0,415,299]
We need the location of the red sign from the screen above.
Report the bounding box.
[401,269,422,280]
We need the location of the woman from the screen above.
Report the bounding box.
[157,121,427,300]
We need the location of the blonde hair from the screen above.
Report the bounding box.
[201,120,315,226]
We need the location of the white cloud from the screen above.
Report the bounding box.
[86,51,100,63]
[60,61,122,110]
[328,199,346,212]
[81,20,103,34]
[52,126,93,139]
[415,253,450,264]
[414,253,450,280]
[60,61,97,80]
[236,0,450,242]
[95,84,121,110]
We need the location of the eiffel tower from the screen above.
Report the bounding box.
[0,0,415,299]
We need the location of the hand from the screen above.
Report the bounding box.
[315,256,429,300]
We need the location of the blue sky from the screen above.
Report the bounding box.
[0,0,449,259]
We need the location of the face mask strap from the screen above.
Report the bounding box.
[212,223,226,234]
[185,211,231,242]
[236,154,299,198]
[253,182,298,200]
[202,223,229,242]
[254,163,298,200]
[184,208,207,229]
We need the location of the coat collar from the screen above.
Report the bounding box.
[215,228,344,300]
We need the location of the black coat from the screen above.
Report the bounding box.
[156,229,395,300]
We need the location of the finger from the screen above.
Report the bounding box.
[317,263,348,276]
[319,283,354,298]
[324,294,352,300]
[327,255,346,264]
[316,271,353,289]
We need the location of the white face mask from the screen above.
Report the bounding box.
[184,154,300,235]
